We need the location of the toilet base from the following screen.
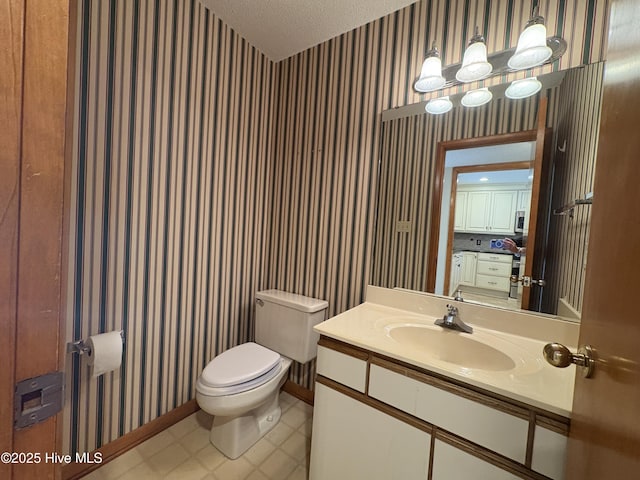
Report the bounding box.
[210,389,282,459]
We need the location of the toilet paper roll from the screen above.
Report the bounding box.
[87,331,123,378]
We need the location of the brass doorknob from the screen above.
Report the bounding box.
[543,343,595,378]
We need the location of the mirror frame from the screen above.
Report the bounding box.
[426,97,550,304]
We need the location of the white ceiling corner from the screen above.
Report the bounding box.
[198,0,419,62]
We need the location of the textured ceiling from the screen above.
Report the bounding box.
[199,0,419,61]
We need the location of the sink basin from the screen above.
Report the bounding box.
[385,323,517,372]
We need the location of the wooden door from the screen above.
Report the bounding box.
[564,0,640,477]
[0,1,75,479]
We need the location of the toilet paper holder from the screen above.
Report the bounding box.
[66,331,125,355]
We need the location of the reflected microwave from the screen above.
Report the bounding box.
[514,210,526,233]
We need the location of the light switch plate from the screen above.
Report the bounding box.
[396,221,411,233]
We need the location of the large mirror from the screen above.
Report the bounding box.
[371,62,604,321]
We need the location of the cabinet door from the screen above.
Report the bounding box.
[517,190,532,235]
[432,439,523,480]
[449,254,462,295]
[489,191,517,233]
[454,192,468,231]
[464,191,491,232]
[517,190,531,211]
[309,383,431,480]
[460,252,477,286]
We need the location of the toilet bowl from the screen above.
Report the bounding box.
[196,343,293,458]
[196,290,328,459]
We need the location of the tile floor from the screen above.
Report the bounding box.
[82,392,312,480]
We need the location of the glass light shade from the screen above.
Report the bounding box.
[456,41,492,83]
[425,96,453,114]
[505,77,542,99]
[461,88,493,107]
[508,23,552,70]
[414,56,446,92]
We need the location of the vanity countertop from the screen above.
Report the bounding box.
[314,286,579,418]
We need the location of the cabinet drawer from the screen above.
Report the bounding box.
[368,365,529,463]
[477,252,513,264]
[432,439,523,480]
[316,345,367,392]
[475,274,511,292]
[476,260,512,277]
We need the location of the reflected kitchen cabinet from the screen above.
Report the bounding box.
[455,187,519,235]
[454,192,468,231]
[449,252,463,295]
[460,252,477,286]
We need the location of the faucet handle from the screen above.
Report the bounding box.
[446,304,458,315]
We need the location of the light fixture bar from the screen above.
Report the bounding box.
[413,36,566,92]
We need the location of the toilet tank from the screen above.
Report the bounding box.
[255,289,328,364]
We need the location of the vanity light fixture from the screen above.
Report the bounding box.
[505,77,543,99]
[415,43,446,92]
[461,88,493,107]
[425,96,453,114]
[508,6,553,70]
[456,26,492,83]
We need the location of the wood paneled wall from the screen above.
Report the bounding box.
[64,0,276,454]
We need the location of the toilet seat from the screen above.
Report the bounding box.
[198,342,282,396]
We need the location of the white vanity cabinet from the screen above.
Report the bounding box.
[311,383,431,480]
[432,439,522,480]
[310,337,570,480]
[311,345,431,480]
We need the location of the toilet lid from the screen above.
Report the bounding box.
[200,342,281,388]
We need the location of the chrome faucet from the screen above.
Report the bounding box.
[435,304,473,334]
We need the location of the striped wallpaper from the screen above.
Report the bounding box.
[540,62,604,315]
[270,0,609,388]
[372,62,604,317]
[64,0,610,455]
[64,0,276,454]
[372,90,555,292]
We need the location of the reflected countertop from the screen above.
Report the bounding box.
[315,286,578,418]
[452,248,515,256]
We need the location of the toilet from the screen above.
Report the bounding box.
[196,289,328,459]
